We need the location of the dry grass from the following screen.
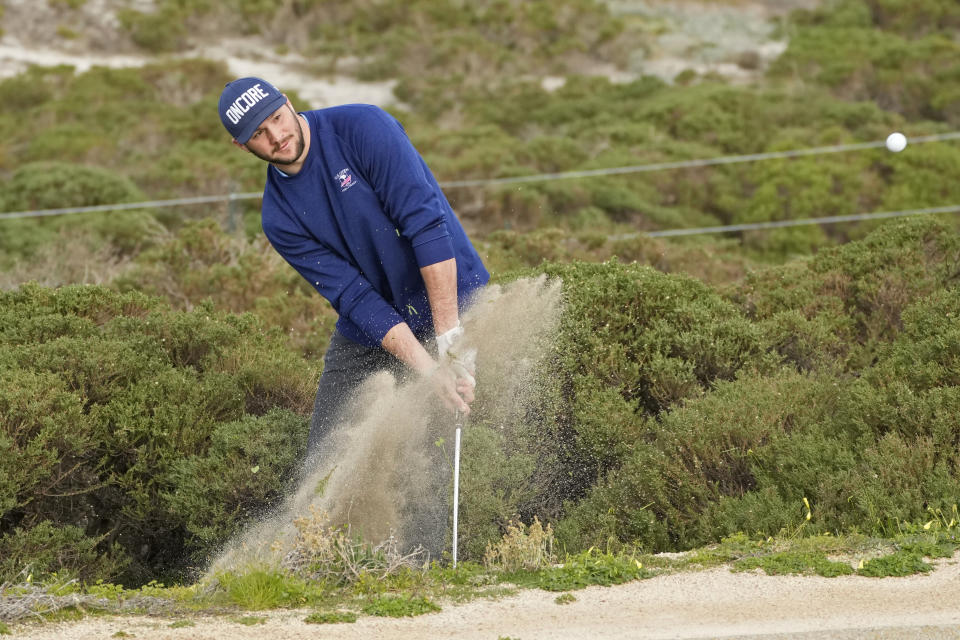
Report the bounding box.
[0,231,134,291]
[281,506,426,585]
[0,579,183,623]
[483,518,556,573]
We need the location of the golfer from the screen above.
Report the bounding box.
[218,77,489,458]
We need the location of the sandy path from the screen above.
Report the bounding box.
[0,0,824,104]
[11,555,960,640]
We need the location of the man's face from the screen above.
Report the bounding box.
[241,101,306,167]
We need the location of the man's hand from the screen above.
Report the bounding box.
[436,324,477,389]
[380,322,473,414]
[429,364,473,415]
[420,258,475,412]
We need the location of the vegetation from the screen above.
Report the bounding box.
[0,284,314,585]
[3,215,956,589]
[304,610,357,624]
[2,0,960,628]
[548,217,960,553]
[3,518,958,627]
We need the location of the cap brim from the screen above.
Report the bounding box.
[235,94,289,144]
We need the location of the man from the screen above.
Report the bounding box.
[218,77,489,551]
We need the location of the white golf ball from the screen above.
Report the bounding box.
[886,132,907,153]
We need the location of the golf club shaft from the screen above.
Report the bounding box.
[453,410,463,567]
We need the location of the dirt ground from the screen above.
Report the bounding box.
[11,553,960,640]
[0,0,823,103]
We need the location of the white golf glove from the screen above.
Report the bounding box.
[436,323,476,388]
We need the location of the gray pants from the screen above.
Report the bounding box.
[306,330,449,560]
[307,331,406,455]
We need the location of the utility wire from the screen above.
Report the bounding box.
[438,131,960,188]
[635,204,960,238]
[3,131,960,231]
[0,193,262,220]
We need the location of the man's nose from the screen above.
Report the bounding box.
[264,124,281,145]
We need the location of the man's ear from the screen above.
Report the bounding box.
[231,139,247,151]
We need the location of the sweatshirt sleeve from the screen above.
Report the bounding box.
[262,216,403,345]
[347,106,456,267]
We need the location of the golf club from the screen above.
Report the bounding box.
[452,409,463,567]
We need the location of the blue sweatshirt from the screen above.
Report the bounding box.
[260,104,489,347]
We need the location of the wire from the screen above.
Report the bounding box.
[0,193,262,220]
[632,204,960,238]
[2,131,960,227]
[438,131,960,188]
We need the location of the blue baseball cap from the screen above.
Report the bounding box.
[218,77,287,143]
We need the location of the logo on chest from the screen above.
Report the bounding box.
[334,168,357,193]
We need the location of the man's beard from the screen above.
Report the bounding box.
[249,106,306,167]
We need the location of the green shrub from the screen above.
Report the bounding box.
[821,288,960,531]
[541,259,767,471]
[732,217,960,371]
[0,369,98,544]
[0,521,129,584]
[554,219,960,551]
[0,65,65,114]
[117,7,190,53]
[0,60,235,201]
[164,410,308,551]
[556,356,953,552]
[491,260,770,552]
[482,518,555,573]
[457,426,540,560]
[361,594,441,617]
[879,144,960,210]
[0,162,161,264]
[869,286,960,391]
[771,0,960,123]
[0,284,313,585]
[114,220,338,358]
[555,369,840,551]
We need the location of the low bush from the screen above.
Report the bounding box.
[773,0,960,123]
[466,259,770,553]
[483,518,555,573]
[280,506,424,587]
[0,521,128,585]
[456,424,542,560]
[0,162,162,267]
[116,5,192,53]
[732,217,960,371]
[554,369,842,551]
[0,284,314,585]
[114,220,338,359]
[541,259,768,471]
[551,219,960,552]
[162,410,310,552]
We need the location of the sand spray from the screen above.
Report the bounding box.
[206,275,563,575]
